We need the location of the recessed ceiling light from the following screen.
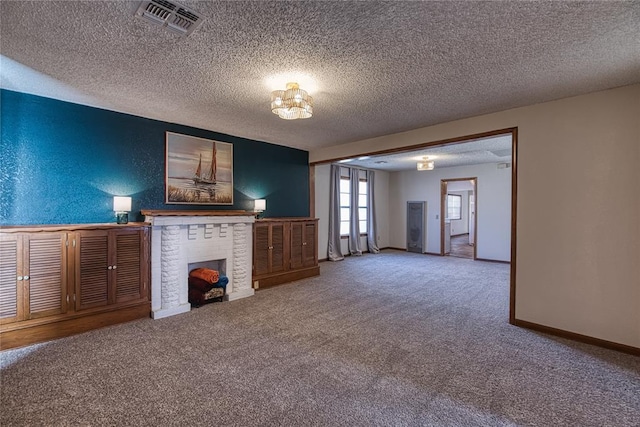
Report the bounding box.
[338,159,353,163]
[357,156,370,160]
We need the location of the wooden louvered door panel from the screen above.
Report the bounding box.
[270,223,286,274]
[302,222,318,268]
[253,223,270,276]
[0,234,23,324]
[26,233,67,319]
[76,230,110,310]
[1,224,151,351]
[114,230,144,304]
[290,222,304,270]
[251,219,319,290]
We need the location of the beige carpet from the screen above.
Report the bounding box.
[1,250,638,426]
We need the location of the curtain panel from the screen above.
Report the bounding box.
[327,164,379,261]
[327,164,345,261]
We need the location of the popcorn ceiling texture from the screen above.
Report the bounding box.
[1,1,639,151]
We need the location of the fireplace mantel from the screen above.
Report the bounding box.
[141,209,256,217]
[143,210,256,319]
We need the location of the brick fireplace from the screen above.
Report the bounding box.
[142,210,256,319]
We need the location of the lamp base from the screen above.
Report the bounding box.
[116,212,129,224]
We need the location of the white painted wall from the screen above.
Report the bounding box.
[314,164,331,260]
[373,169,390,248]
[310,84,640,349]
[314,165,390,260]
[389,163,511,260]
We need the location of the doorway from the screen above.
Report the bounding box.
[311,127,518,323]
[440,177,477,260]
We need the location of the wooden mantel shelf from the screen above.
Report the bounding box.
[141,210,255,217]
[0,222,149,233]
[257,218,319,222]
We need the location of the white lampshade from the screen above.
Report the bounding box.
[113,196,132,212]
[254,199,266,212]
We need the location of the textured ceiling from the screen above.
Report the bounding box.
[343,134,512,171]
[1,1,639,152]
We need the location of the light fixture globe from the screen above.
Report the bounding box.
[271,82,313,120]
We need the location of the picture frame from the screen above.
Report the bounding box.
[165,132,234,205]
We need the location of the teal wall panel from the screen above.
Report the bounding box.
[0,90,309,225]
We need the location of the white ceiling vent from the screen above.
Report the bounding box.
[135,0,203,36]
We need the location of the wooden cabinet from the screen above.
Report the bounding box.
[0,232,68,324]
[254,221,287,277]
[0,223,150,350]
[290,221,317,270]
[75,228,146,311]
[253,218,319,289]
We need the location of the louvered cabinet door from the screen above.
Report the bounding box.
[302,221,318,268]
[76,230,110,310]
[290,222,304,270]
[113,229,145,304]
[0,234,23,324]
[253,223,270,276]
[25,233,67,319]
[270,223,286,274]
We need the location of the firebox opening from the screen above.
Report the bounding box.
[188,259,226,276]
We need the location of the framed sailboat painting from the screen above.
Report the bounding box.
[165,132,233,205]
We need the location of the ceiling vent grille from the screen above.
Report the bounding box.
[135,0,203,36]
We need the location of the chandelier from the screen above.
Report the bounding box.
[271,82,313,120]
[417,157,435,171]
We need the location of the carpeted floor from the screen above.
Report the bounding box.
[1,250,638,426]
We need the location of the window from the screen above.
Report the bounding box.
[358,179,368,233]
[447,194,462,220]
[339,170,368,236]
[339,178,350,235]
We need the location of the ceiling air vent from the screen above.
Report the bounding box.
[135,0,203,36]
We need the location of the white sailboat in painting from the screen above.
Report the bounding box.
[193,143,217,186]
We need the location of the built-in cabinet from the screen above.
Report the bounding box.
[0,232,68,324]
[253,221,287,278]
[75,228,146,310]
[253,218,319,289]
[0,223,150,350]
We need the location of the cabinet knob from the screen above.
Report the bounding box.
[23,275,29,280]
[108,266,113,270]
[17,276,23,281]
[112,265,117,270]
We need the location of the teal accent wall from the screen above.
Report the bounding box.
[0,90,310,225]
